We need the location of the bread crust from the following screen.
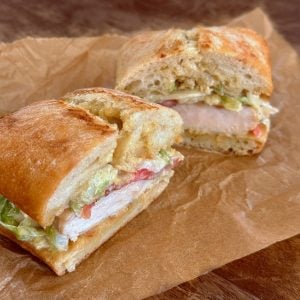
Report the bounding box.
[194,27,272,95]
[0,170,173,275]
[65,87,161,111]
[0,100,117,227]
[116,26,273,96]
[182,123,269,155]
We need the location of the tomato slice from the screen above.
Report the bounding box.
[133,168,155,181]
[160,100,178,107]
[81,203,95,219]
[171,157,182,168]
[251,125,262,138]
[104,169,154,197]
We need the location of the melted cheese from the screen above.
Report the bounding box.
[149,90,208,103]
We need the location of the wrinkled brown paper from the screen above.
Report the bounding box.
[0,8,299,299]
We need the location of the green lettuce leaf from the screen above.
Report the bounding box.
[0,196,23,226]
[221,95,243,111]
[0,195,7,214]
[45,226,68,251]
[0,221,18,234]
[16,226,45,241]
[70,165,118,215]
[159,149,171,164]
[0,195,68,251]
[241,94,279,117]
[211,89,278,117]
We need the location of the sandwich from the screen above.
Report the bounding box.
[115,26,278,155]
[0,91,183,275]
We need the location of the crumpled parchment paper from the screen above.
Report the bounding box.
[0,8,299,299]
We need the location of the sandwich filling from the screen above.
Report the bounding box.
[149,90,278,137]
[0,149,182,252]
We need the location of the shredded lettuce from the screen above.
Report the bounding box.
[150,83,278,118]
[221,96,243,111]
[159,149,183,166]
[208,92,278,118]
[240,93,279,117]
[15,225,44,241]
[45,226,68,251]
[70,165,118,216]
[159,149,171,164]
[0,196,68,251]
[0,196,7,214]
[0,195,23,226]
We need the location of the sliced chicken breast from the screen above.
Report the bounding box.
[173,103,259,135]
[57,179,155,241]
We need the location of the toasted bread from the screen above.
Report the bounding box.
[0,100,117,227]
[63,88,183,171]
[116,26,272,99]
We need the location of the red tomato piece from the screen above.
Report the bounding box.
[251,125,262,138]
[134,168,154,181]
[81,203,95,219]
[160,100,178,107]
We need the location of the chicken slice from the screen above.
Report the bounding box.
[57,179,155,241]
[173,103,258,135]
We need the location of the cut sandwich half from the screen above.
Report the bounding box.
[116,26,278,155]
[0,96,183,275]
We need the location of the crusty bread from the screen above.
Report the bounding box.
[63,88,183,172]
[182,122,269,155]
[115,26,274,155]
[0,100,117,227]
[116,26,273,99]
[0,170,173,275]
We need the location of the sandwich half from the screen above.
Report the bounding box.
[116,26,278,155]
[0,95,183,275]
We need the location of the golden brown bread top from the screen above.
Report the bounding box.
[193,27,272,94]
[0,100,117,225]
[64,87,161,111]
[116,26,273,96]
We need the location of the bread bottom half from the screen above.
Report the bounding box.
[181,125,269,155]
[0,170,173,275]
